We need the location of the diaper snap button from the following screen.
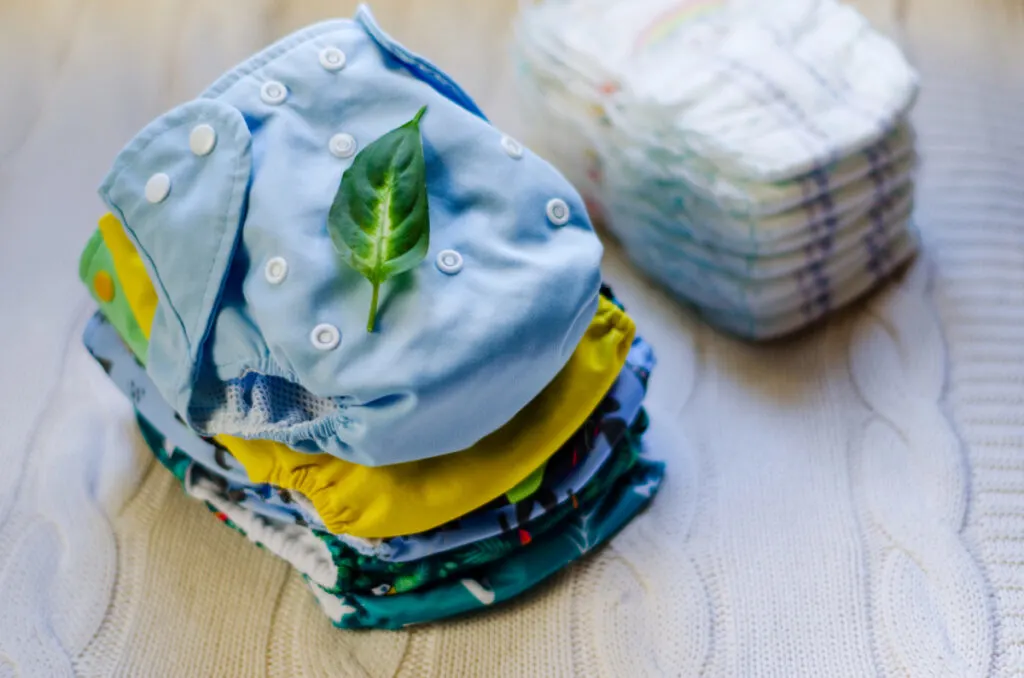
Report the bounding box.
[145,173,171,203]
[310,323,341,351]
[436,249,463,275]
[264,256,288,285]
[501,135,524,159]
[189,124,217,156]
[260,81,288,105]
[546,198,570,226]
[319,47,347,71]
[329,133,358,159]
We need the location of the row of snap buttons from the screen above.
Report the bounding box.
[263,249,464,349]
[260,47,347,108]
[500,135,572,226]
[139,45,570,351]
[268,46,346,349]
[264,256,342,351]
[144,122,223,204]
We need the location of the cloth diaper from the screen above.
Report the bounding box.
[98,5,604,466]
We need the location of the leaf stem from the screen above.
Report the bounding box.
[367,281,380,332]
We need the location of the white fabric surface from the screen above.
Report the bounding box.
[1,0,1023,675]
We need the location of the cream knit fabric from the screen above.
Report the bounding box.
[1,0,1023,675]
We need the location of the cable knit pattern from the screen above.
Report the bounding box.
[568,283,709,678]
[850,261,993,675]
[2,1,1024,676]
[0,308,147,678]
[908,54,1024,675]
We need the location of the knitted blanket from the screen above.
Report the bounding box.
[0,0,1021,675]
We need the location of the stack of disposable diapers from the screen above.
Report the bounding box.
[78,6,662,630]
[514,0,921,340]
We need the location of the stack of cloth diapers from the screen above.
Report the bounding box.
[78,6,663,630]
[514,0,921,340]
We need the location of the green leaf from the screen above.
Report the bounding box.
[328,106,430,332]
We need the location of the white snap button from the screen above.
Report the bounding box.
[145,173,171,203]
[329,133,357,159]
[264,257,288,285]
[501,135,524,159]
[260,81,288,105]
[546,198,571,226]
[310,323,340,351]
[436,249,463,275]
[319,47,347,71]
[189,124,217,156]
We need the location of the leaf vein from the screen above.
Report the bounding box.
[372,170,394,282]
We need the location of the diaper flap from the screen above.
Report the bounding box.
[98,98,253,415]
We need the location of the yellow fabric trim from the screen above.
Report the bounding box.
[97,214,634,538]
[99,213,157,336]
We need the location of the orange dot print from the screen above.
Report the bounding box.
[93,271,115,303]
